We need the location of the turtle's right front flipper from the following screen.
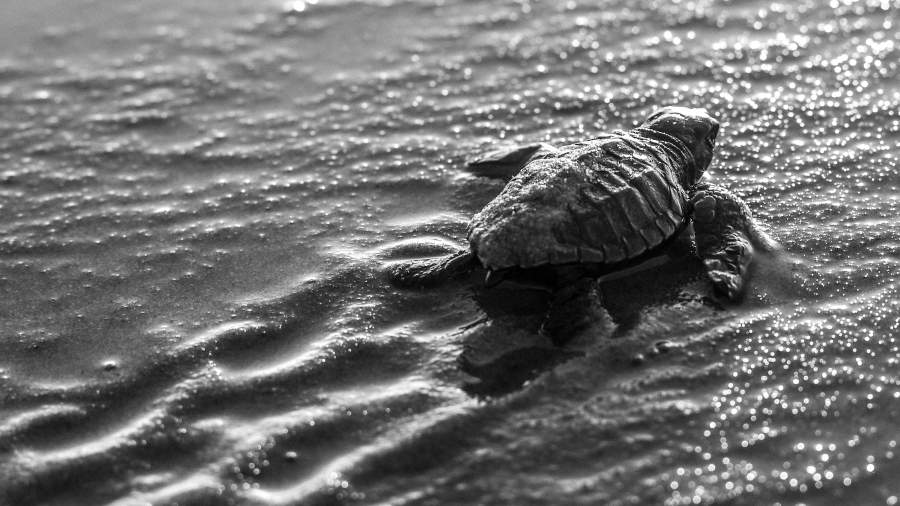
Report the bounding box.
[690,183,779,301]
[699,230,755,301]
[467,143,558,181]
[388,249,479,288]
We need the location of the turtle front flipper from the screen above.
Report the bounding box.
[690,183,779,301]
[467,143,559,181]
[388,249,479,288]
[699,229,755,301]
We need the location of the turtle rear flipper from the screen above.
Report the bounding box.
[388,249,479,288]
[540,274,602,346]
[690,183,780,301]
[467,143,558,181]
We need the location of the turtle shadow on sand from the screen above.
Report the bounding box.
[454,245,818,398]
[454,232,713,397]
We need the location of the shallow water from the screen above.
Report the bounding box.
[2,0,900,504]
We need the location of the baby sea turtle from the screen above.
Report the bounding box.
[389,106,777,344]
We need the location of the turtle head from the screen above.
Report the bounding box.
[640,106,719,187]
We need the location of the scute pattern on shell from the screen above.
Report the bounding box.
[468,131,693,271]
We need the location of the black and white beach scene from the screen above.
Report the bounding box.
[2,0,900,505]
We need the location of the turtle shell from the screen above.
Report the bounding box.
[468,131,693,271]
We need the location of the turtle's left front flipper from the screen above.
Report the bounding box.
[690,183,779,302]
